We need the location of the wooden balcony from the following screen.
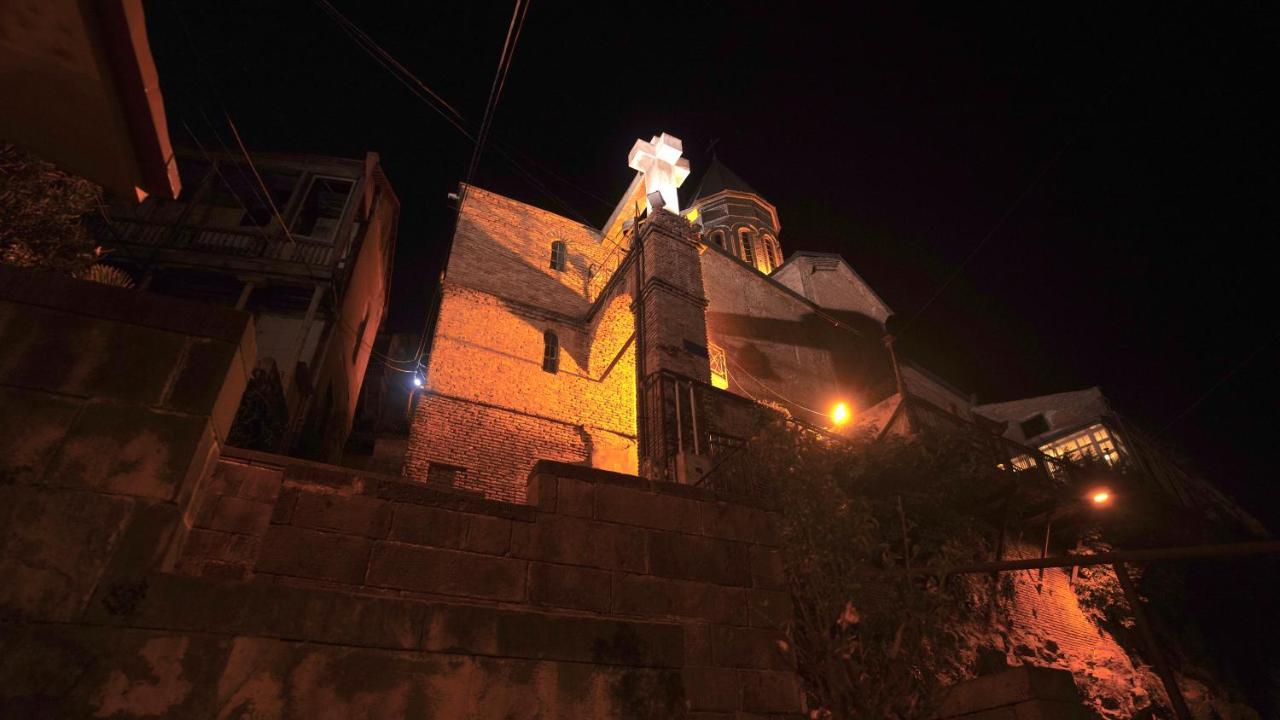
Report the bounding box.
[89,215,341,279]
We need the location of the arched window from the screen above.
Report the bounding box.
[738,229,755,265]
[549,240,567,271]
[763,235,782,267]
[710,229,726,250]
[542,330,559,373]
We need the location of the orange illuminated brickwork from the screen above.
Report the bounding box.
[408,157,903,499]
[405,187,639,501]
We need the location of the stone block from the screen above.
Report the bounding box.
[711,626,793,670]
[557,476,594,517]
[0,486,134,620]
[648,530,751,587]
[747,589,794,630]
[595,483,703,533]
[1012,699,1089,719]
[366,542,526,601]
[0,303,182,405]
[526,472,557,511]
[493,611,684,667]
[938,667,1084,718]
[45,400,210,501]
[271,486,299,525]
[0,622,232,718]
[0,386,81,484]
[528,562,612,613]
[463,514,512,555]
[683,666,741,711]
[388,503,468,548]
[182,528,234,560]
[685,623,713,666]
[702,502,779,545]
[510,514,646,573]
[749,546,787,590]
[162,337,236,419]
[739,669,803,714]
[207,496,273,537]
[292,492,392,539]
[237,583,426,650]
[232,465,282,502]
[255,525,371,584]
[613,574,748,626]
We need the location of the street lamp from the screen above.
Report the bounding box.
[1090,488,1112,506]
[832,402,851,426]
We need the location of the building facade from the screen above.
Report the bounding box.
[90,149,399,462]
[405,138,910,502]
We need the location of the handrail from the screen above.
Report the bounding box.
[89,215,338,267]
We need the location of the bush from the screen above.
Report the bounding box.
[719,422,1023,718]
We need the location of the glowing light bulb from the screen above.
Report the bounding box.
[412,374,424,388]
[1091,490,1111,505]
[832,402,851,426]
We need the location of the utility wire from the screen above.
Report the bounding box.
[1158,333,1277,436]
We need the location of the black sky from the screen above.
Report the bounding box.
[144,1,1279,525]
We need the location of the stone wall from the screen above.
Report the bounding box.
[404,187,640,500]
[3,430,805,717]
[0,266,251,621]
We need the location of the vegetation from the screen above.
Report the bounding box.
[0,143,103,274]
[719,421,1024,717]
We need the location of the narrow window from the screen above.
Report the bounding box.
[549,240,567,271]
[738,229,754,265]
[710,229,726,249]
[764,235,782,267]
[542,330,559,373]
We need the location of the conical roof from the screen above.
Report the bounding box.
[689,157,759,201]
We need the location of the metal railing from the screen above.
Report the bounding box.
[88,215,337,268]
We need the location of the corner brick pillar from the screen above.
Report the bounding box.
[633,211,712,483]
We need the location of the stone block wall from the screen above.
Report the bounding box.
[4,436,805,717]
[0,266,252,622]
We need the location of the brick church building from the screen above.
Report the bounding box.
[404,133,975,503]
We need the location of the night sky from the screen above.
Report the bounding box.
[144,2,1278,526]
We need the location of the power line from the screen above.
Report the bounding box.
[1158,333,1277,436]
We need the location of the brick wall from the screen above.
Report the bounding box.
[5,449,806,718]
[403,393,596,503]
[406,198,639,498]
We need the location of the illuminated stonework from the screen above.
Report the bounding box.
[406,137,902,500]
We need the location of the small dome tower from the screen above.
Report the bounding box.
[687,158,782,274]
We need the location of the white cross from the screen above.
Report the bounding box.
[628,132,691,215]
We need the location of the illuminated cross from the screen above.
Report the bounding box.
[628,132,691,214]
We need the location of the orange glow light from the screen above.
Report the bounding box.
[1091,490,1111,505]
[832,402,851,426]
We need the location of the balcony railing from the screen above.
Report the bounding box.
[88,216,337,268]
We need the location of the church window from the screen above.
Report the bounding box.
[710,229,726,249]
[708,343,729,390]
[757,236,777,274]
[738,229,755,265]
[549,240,567,271]
[763,235,782,267]
[542,330,559,373]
